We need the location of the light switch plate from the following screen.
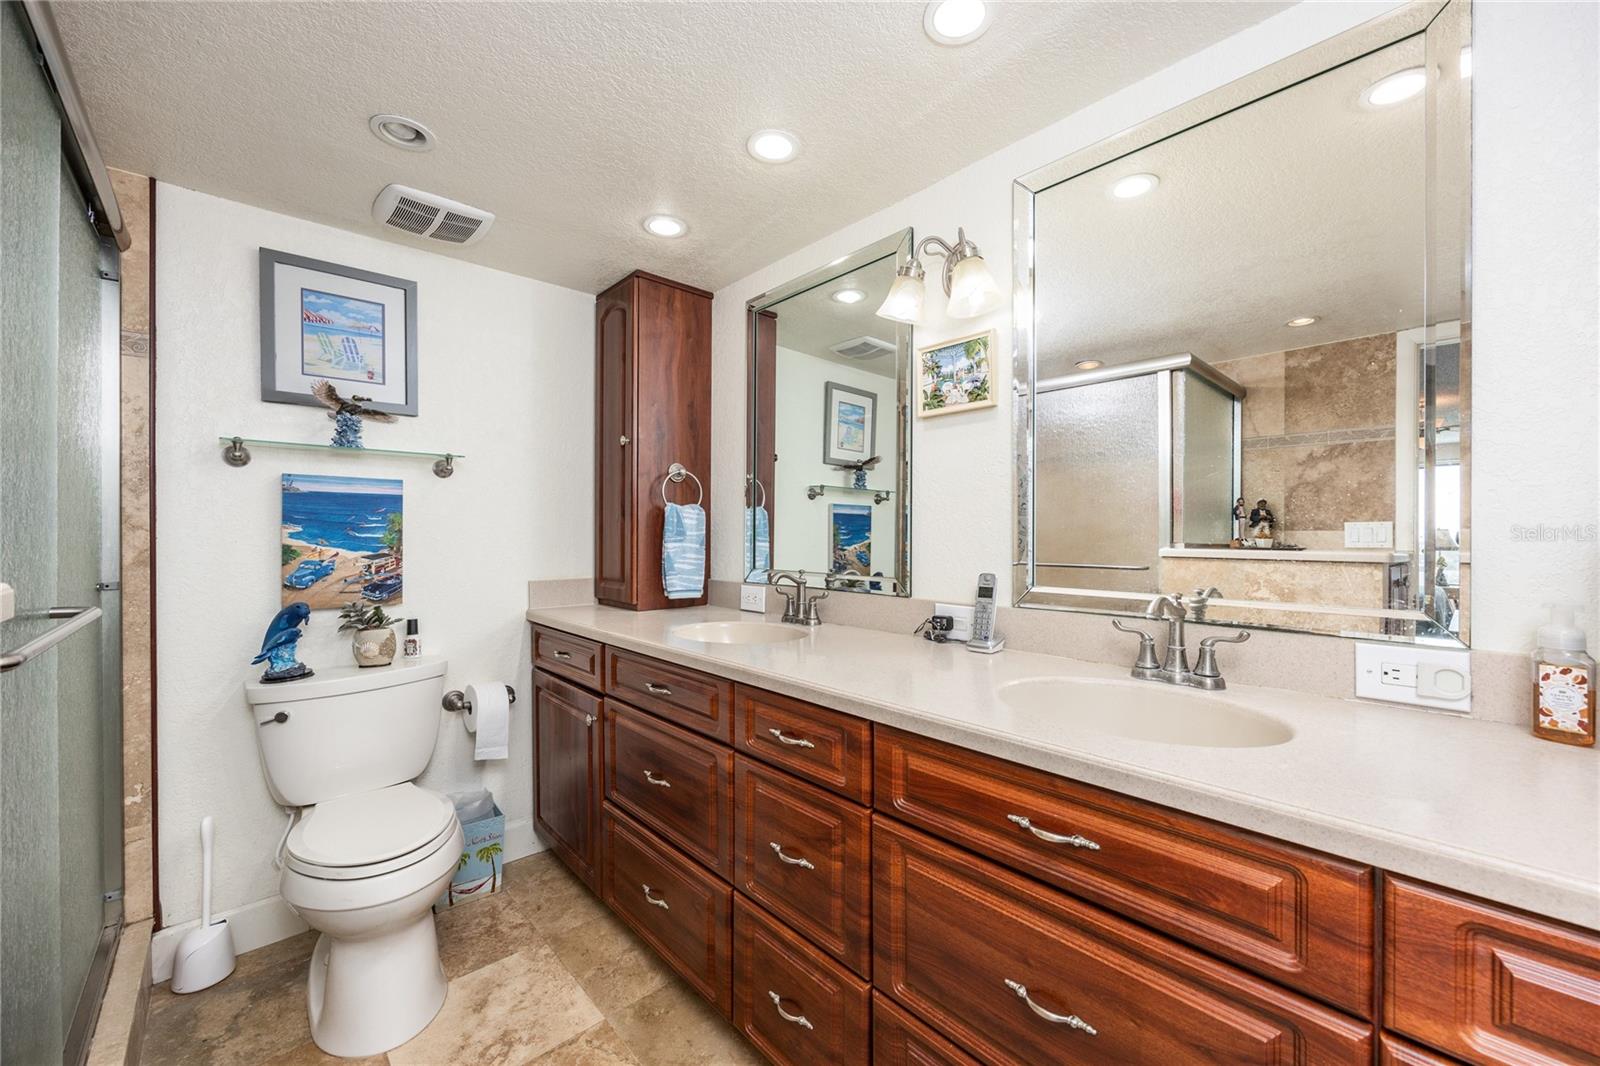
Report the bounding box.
[1354,642,1471,711]
[935,603,975,643]
[739,584,767,614]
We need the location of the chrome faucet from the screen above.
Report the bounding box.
[1111,593,1250,690]
[767,569,827,626]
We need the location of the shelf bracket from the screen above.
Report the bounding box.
[807,486,822,500]
[223,437,251,468]
[432,454,455,478]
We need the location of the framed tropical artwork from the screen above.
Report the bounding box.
[260,248,418,416]
[822,381,877,467]
[828,503,872,576]
[917,329,995,417]
[280,473,403,610]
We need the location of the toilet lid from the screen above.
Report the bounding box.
[286,783,456,869]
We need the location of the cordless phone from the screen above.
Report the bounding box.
[967,572,1005,654]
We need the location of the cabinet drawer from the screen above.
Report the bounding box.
[602,804,732,1018]
[605,700,733,879]
[734,756,871,976]
[605,647,734,742]
[734,684,872,803]
[874,818,1373,1066]
[1384,877,1600,1064]
[875,726,1374,1016]
[733,895,870,1066]
[1380,1034,1462,1065]
[872,992,982,1066]
[534,670,602,888]
[532,625,604,690]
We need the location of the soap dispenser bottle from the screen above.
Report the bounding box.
[1532,605,1595,746]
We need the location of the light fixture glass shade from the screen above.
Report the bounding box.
[945,254,1003,318]
[876,273,925,324]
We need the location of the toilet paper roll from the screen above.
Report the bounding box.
[463,682,510,761]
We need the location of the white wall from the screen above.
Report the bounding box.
[710,0,1600,655]
[153,184,594,934]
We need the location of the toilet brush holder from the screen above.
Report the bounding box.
[171,816,237,993]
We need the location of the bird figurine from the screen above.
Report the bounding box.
[310,380,397,449]
[252,601,314,683]
[842,455,880,490]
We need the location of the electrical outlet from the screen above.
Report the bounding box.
[739,584,767,614]
[1355,642,1470,711]
[935,603,975,643]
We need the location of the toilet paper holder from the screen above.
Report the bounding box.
[442,685,516,713]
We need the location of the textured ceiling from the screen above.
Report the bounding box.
[1034,30,1468,377]
[53,1,1290,294]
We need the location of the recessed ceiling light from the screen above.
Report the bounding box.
[831,288,866,305]
[1361,67,1426,108]
[924,0,991,45]
[369,114,435,152]
[1286,316,1319,327]
[747,129,800,164]
[1075,359,1103,370]
[1111,173,1159,199]
[643,215,686,238]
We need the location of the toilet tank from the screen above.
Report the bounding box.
[245,656,447,806]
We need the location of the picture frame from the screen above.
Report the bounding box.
[917,328,996,417]
[828,502,872,576]
[280,473,403,610]
[260,248,418,416]
[822,381,877,467]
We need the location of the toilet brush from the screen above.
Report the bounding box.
[170,816,237,993]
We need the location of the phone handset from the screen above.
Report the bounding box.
[967,572,1005,654]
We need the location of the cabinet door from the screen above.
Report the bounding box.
[595,283,635,607]
[535,672,602,887]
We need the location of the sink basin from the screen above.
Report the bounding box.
[998,677,1294,748]
[669,621,809,645]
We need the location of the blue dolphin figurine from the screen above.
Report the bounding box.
[254,602,314,683]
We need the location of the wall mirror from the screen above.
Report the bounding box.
[746,230,913,596]
[1013,1,1470,644]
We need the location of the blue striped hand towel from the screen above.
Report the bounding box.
[744,505,770,580]
[662,502,706,600]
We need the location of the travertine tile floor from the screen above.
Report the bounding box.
[142,853,765,1066]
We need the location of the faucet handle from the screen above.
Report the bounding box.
[1194,630,1250,678]
[1111,619,1160,671]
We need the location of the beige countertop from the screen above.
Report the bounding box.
[527,604,1600,930]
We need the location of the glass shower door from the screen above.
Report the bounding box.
[1,3,123,1061]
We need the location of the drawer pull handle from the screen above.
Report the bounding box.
[767,728,816,749]
[644,681,674,696]
[552,650,573,661]
[1007,814,1100,850]
[641,884,669,909]
[643,770,672,788]
[767,991,815,1031]
[769,842,815,870]
[1004,980,1097,1035]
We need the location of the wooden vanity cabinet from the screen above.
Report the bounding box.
[594,270,712,612]
[533,670,602,888]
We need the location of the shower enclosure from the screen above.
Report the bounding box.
[2,3,128,1062]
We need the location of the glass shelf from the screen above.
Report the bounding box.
[805,484,893,505]
[219,436,463,478]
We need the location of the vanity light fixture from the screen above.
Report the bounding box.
[747,129,800,163]
[1075,359,1103,370]
[831,288,866,304]
[877,226,1003,324]
[369,114,435,152]
[1285,315,1319,327]
[1361,67,1426,108]
[643,214,687,238]
[923,0,991,45]
[1111,173,1160,200]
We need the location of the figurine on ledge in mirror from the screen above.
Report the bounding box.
[842,454,880,490]
[1247,499,1276,548]
[1233,497,1248,541]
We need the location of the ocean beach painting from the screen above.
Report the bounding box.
[829,503,872,575]
[301,288,386,384]
[281,473,403,610]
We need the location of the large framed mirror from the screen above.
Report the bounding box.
[745,230,914,596]
[1013,1,1470,644]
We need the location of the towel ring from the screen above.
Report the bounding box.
[659,462,703,507]
[746,475,766,509]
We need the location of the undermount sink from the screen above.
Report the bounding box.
[669,621,809,645]
[998,677,1294,748]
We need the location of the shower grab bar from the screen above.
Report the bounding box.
[0,606,103,673]
[1035,562,1152,572]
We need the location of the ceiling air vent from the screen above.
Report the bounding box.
[829,336,896,360]
[371,184,494,247]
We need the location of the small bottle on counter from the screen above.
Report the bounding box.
[403,619,422,659]
[1532,605,1594,746]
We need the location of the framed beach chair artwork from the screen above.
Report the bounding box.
[259,248,419,416]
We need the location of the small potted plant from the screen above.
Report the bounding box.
[337,601,403,668]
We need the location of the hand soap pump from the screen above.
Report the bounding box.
[1532,605,1594,746]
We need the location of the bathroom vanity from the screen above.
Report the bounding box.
[530,606,1600,1066]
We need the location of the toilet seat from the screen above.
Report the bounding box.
[286,783,458,881]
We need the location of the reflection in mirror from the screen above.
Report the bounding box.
[746,231,913,596]
[1014,2,1470,644]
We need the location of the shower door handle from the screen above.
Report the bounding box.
[0,606,102,673]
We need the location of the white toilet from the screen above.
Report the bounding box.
[245,655,464,1058]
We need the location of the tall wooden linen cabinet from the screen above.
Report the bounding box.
[594,270,713,611]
